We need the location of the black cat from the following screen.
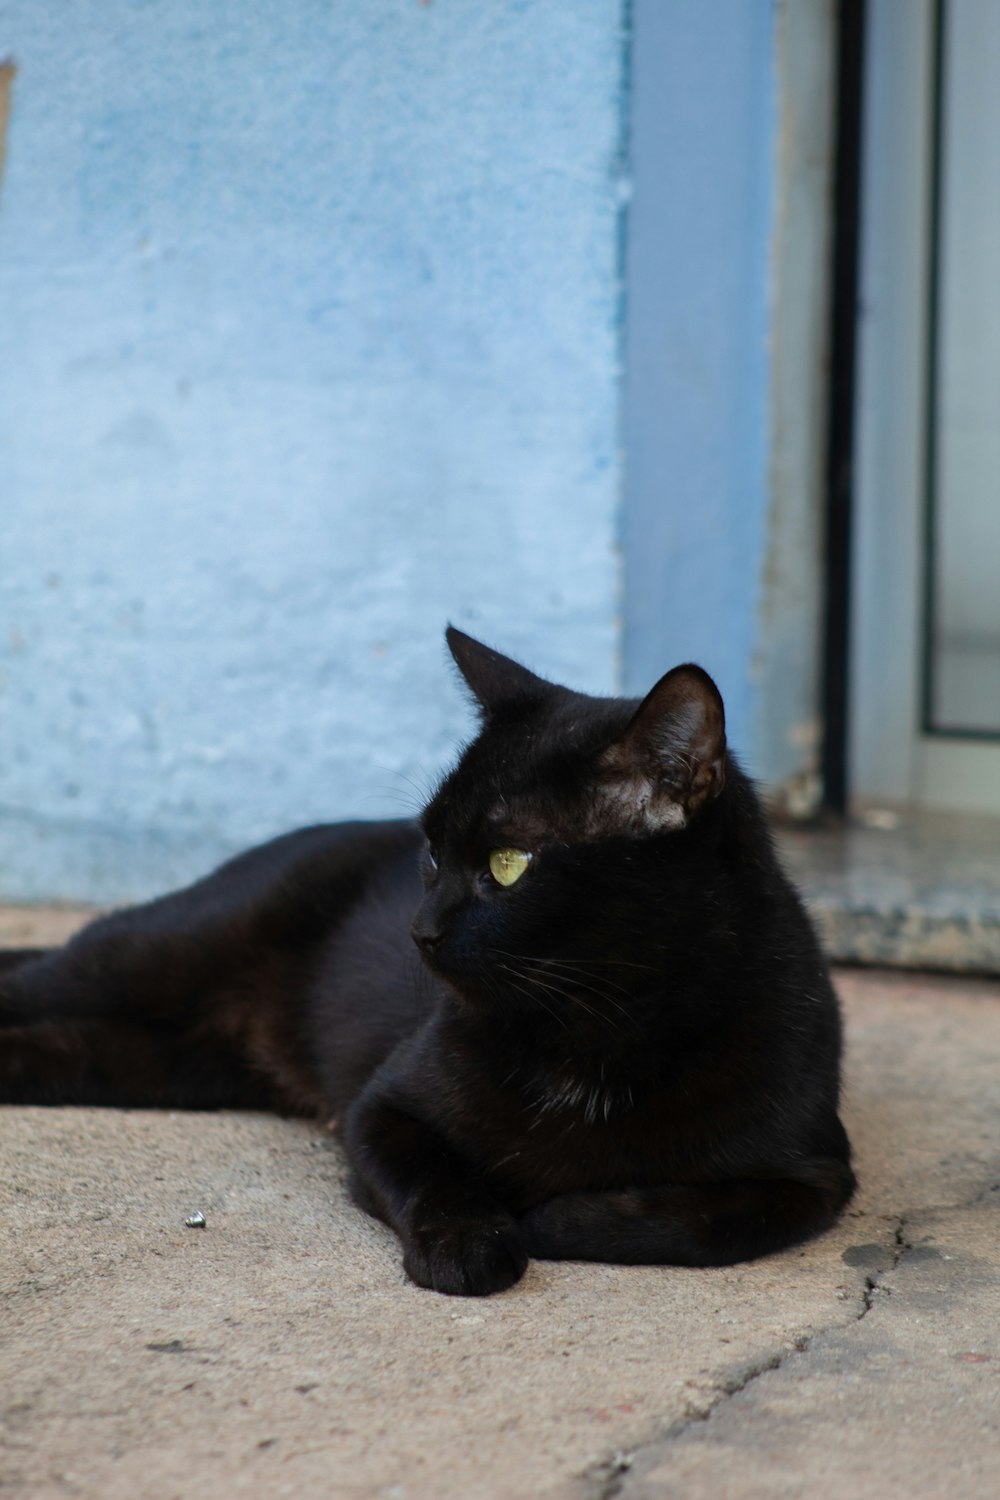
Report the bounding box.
[0,628,855,1296]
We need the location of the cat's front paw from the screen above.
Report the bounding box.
[402,1216,528,1297]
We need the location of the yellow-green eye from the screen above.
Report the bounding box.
[488,848,533,887]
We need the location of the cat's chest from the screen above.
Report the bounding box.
[454,1063,685,1205]
[426,1023,743,1205]
[522,1067,637,1128]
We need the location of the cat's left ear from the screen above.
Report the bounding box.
[596,664,726,827]
[446,626,551,716]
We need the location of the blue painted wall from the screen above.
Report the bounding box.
[622,0,778,775]
[0,1,629,901]
[1,0,815,904]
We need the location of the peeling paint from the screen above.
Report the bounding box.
[0,58,16,196]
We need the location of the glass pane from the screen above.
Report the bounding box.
[927,0,1000,736]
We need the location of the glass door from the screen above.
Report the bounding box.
[851,0,1000,813]
[924,0,1000,741]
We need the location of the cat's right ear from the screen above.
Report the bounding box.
[596,663,727,827]
[445,627,550,717]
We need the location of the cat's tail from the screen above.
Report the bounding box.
[0,928,290,1111]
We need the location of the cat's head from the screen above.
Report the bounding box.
[410,628,728,1006]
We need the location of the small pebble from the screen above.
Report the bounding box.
[860,807,901,832]
[184,1211,207,1229]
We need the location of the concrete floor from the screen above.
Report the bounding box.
[2,926,999,1498]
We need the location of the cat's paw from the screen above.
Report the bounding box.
[402,1216,528,1297]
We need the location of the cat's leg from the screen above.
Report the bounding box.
[517,1157,857,1267]
[344,1082,528,1297]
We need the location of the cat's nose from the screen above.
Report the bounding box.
[411,891,455,958]
[410,919,443,957]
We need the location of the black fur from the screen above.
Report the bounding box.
[1,629,854,1295]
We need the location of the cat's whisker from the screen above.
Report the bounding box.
[489,963,571,1032]
[532,955,662,975]
[526,971,631,1029]
[523,960,635,1002]
[368,791,423,813]
[489,951,629,1034]
[372,765,438,815]
[489,948,636,1015]
[489,946,657,997]
[489,945,652,968]
[371,787,426,812]
[494,967,600,1035]
[393,767,438,803]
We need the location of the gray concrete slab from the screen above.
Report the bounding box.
[624,1202,1000,1500]
[2,947,999,1499]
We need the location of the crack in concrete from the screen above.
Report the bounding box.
[860,1215,910,1317]
[581,1215,912,1499]
[579,1347,799,1500]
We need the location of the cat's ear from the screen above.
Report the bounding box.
[596,665,726,827]
[445,626,550,716]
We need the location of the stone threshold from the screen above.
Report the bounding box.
[777,807,1000,976]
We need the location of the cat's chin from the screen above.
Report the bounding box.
[415,947,470,991]
[415,953,498,1012]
